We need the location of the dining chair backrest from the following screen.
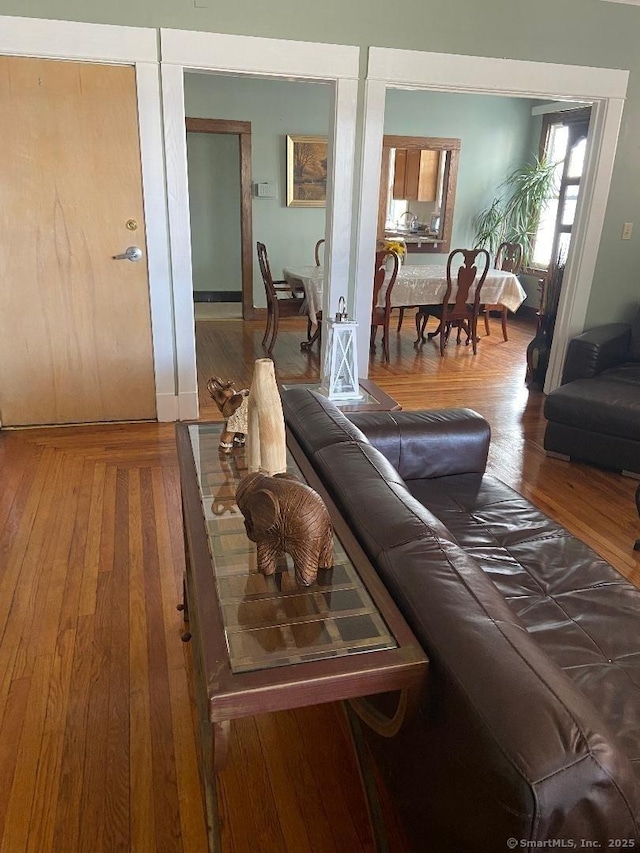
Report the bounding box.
[371,250,400,362]
[256,240,306,352]
[257,241,276,297]
[444,248,491,312]
[314,239,325,267]
[373,250,399,311]
[495,241,523,275]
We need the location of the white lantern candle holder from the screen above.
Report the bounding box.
[320,299,362,401]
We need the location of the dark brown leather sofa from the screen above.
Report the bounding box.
[281,386,640,851]
[544,310,640,475]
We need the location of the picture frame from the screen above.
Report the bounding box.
[286,135,328,207]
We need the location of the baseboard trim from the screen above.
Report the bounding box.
[156,393,179,422]
[179,391,199,421]
[193,291,242,303]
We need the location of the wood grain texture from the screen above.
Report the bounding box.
[0,56,156,426]
[1,313,638,852]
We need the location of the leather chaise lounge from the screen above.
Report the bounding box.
[544,309,640,475]
[280,386,640,851]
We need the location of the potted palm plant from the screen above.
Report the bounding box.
[473,155,558,267]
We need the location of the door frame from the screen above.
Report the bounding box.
[160,29,359,420]
[355,48,628,390]
[0,16,175,421]
[185,118,253,320]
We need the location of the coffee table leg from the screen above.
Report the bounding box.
[201,720,231,852]
[634,483,640,551]
[178,577,192,642]
[212,720,231,771]
[204,770,221,853]
[343,701,390,853]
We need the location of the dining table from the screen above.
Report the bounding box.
[283,262,528,326]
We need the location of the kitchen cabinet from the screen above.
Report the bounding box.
[392,148,440,201]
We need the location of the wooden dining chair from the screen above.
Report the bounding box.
[256,241,306,353]
[415,248,490,356]
[482,241,523,341]
[314,239,325,267]
[370,250,400,363]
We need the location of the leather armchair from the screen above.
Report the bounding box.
[544,310,640,475]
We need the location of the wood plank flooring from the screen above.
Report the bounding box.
[1,313,638,852]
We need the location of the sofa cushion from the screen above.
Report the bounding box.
[544,375,640,443]
[601,362,640,386]
[406,471,640,771]
[282,386,370,453]
[348,408,490,480]
[313,441,457,553]
[282,387,459,549]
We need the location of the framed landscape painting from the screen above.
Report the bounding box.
[286,135,327,207]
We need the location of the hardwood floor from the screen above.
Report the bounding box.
[1,313,638,852]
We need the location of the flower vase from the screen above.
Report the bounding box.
[246,358,287,475]
[386,253,402,274]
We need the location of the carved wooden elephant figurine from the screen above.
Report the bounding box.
[235,471,334,586]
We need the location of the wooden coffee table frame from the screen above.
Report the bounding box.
[176,423,428,850]
[279,377,402,413]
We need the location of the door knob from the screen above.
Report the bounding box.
[113,246,143,262]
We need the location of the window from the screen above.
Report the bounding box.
[531,107,591,270]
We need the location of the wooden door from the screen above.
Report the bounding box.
[0,56,156,426]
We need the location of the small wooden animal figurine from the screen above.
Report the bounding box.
[236,471,334,586]
[207,376,250,453]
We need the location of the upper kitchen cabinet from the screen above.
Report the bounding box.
[393,148,440,201]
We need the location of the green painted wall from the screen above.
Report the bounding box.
[384,90,536,250]
[187,131,242,294]
[384,89,540,306]
[2,0,639,325]
[185,73,330,307]
[185,79,536,306]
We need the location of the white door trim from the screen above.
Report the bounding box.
[160,28,360,420]
[0,15,158,62]
[161,28,358,79]
[0,16,176,421]
[356,47,629,391]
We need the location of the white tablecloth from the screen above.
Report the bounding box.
[283,263,527,324]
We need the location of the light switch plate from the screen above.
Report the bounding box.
[622,222,633,240]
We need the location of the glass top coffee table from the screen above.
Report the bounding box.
[280,377,401,413]
[176,421,427,850]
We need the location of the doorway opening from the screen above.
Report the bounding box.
[186,117,252,321]
[356,49,627,388]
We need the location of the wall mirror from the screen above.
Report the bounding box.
[378,135,460,255]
